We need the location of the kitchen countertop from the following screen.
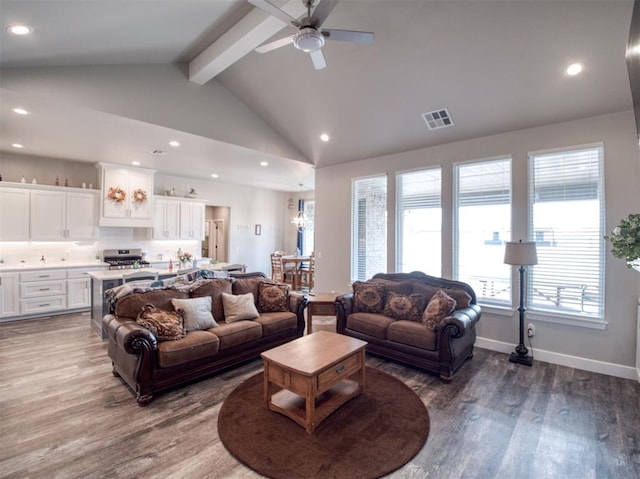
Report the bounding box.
[0,261,109,272]
[86,263,244,281]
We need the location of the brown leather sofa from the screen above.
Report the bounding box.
[103,272,306,405]
[336,271,481,381]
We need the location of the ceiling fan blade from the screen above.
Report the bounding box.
[309,49,327,70]
[322,29,375,44]
[255,35,295,53]
[248,0,301,28]
[312,0,339,28]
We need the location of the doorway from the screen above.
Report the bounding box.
[203,206,230,262]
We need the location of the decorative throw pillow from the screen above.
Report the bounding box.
[422,290,457,331]
[171,296,217,332]
[136,303,185,341]
[222,292,260,323]
[383,292,425,321]
[352,281,386,313]
[258,282,289,313]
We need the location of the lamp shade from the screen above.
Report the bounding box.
[504,241,538,266]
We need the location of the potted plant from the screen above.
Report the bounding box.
[604,213,640,268]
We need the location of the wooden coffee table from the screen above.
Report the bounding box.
[261,331,367,433]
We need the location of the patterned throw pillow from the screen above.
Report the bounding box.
[383,292,425,321]
[258,282,289,313]
[422,290,457,331]
[352,281,387,314]
[136,303,185,341]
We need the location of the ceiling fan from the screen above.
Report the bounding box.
[248,0,374,70]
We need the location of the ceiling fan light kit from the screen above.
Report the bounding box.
[250,0,374,70]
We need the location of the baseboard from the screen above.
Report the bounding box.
[476,336,638,381]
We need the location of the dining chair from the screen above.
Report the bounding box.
[298,253,315,291]
[270,253,295,286]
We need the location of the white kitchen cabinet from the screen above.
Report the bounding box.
[19,270,67,315]
[0,273,20,318]
[153,198,181,240]
[98,162,155,227]
[67,271,90,309]
[0,185,30,241]
[180,201,205,240]
[30,189,97,240]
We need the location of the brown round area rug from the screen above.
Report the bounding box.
[218,366,430,479]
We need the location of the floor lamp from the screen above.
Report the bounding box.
[504,240,538,366]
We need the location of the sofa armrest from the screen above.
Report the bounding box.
[438,304,481,339]
[103,314,158,354]
[335,293,353,333]
[289,292,308,335]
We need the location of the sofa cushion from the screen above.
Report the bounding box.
[422,290,457,331]
[171,296,217,332]
[257,282,289,313]
[209,321,262,350]
[383,292,425,322]
[136,304,186,341]
[254,311,298,336]
[388,320,437,351]
[115,289,187,319]
[411,283,472,309]
[157,330,221,368]
[347,312,395,339]
[222,292,260,323]
[231,276,265,301]
[191,278,233,324]
[352,281,386,314]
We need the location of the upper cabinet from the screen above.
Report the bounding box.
[30,189,97,241]
[97,163,155,227]
[153,197,205,241]
[0,186,30,241]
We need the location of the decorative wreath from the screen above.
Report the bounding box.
[133,188,147,204]
[107,186,126,203]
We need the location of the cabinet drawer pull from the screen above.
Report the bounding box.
[38,288,51,291]
[38,275,50,278]
[336,364,345,374]
[38,303,50,307]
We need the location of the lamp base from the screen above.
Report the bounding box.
[509,351,533,366]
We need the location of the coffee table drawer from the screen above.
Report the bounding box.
[317,353,361,391]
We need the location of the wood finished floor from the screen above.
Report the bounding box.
[1,313,639,479]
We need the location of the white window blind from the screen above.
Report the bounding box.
[454,158,511,305]
[352,175,387,282]
[528,145,604,318]
[396,168,442,275]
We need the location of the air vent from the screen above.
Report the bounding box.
[421,108,454,130]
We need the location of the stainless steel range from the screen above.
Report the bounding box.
[103,249,151,270]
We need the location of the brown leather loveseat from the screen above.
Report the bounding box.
[103,272,306,405]
[336,271,481,381]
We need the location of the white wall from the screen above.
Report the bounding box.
[314,110,640,371]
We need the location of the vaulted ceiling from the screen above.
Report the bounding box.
[0,0,635,191]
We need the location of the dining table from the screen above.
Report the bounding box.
[281,255,311,290]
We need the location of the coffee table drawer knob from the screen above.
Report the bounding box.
[336,364,345,374]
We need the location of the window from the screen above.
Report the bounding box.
[396,168,441,275]
[454,158,511,305]
[528,145,604,318]
[352,175,387,282]
[297,199,315,255]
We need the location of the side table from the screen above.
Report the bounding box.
[306,292,338,334]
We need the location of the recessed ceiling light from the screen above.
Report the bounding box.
[132,161,140,166]
[12,108,30,115]
[629,44,640,56]
[260,161,269,167]
[320,133,330,142]
[12,143,24,149]
[169,141,180,147]
[565,63,583,76]
[211,174,219,178]
[7,25,33,35]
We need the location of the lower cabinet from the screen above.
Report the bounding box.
[19,270,67,315]
[0,273,20,318]
[67,271,91,309]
